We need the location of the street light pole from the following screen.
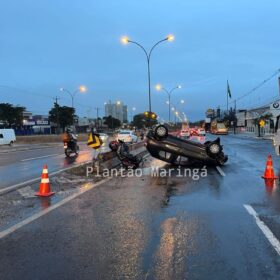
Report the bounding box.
[121,35,174,114]
[172,99,185,124]
[60,86,87,126]
[156,85,181,123]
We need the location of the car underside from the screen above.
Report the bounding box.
[146,125,228,166]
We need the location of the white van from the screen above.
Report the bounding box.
[0,129,16,146]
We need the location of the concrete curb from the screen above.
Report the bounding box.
[0,141,146,196]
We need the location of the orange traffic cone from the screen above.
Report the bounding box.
[262,155,278,179]
[36,165,54,197]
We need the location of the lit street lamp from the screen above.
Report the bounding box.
[172,99,185,124]
[156,84,181,122]
[60,85,87,126]
[60,85,87,109]
[121,35,174,115]
[128,106,136,123]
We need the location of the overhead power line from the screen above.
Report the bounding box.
[230,68,280,105]
[220,68,280,110]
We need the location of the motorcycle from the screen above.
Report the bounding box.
[109,140,142,169]
[64,139,79,157]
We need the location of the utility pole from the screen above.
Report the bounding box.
[95,107,101,131]
[234,99,236,134]
[53,96,60,134]
[278,76,280,96]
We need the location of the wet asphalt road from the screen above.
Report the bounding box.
[0,143,105,189]
[1,134,280,279]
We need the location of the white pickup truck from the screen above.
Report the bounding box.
[0,129,16,146]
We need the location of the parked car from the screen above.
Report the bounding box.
[180,130,190,138]
[99,133,109,146]
[190,128,199,136]
[198,128,206,136]
[116,130,138,144]
[146,125,228,166]
[0,129,16,146]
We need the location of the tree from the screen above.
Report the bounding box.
[253,113,272,137]
[103,115,121,129]
[222,107,237,128]
[189,120,205,127]
[49,103,75,131]
[132,113,158,129]
[0,103,25,127]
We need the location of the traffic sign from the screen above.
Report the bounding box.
[259,119,265,127]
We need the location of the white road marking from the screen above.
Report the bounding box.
[0,177,112,240]
[216,166,226,177]
[0,146,58,154]
[21,154,61,162]
[244,204,280,256]
[0,160,92,195]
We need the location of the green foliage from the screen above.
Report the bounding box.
[132,113,158,129]
[103,115,121,129]
[49,103,75,131]
[222,108,237,127]
[253,113,272,126]
[0,103,25,127]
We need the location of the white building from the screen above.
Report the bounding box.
[104,101,128,123]
[235,100,280,135]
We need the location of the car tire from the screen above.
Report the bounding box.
[154,125,168,140]
[206,142,222,158]
[9,141,14,146]
[65,150,71,157]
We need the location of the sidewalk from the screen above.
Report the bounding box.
[228,132,274,141]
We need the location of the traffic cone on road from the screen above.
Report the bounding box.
[262,155,278,180]
[35,165,54,197]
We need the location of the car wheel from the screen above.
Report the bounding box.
[206,142,222,158]
[9,141,14,146]
[154,125,168,140]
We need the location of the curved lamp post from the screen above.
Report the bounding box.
[60,85,87,109]
[121,35,174,114]
[60,85,87,126]
[172,99,184,124]
[156,84,181,122]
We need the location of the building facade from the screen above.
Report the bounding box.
[235,100,280,136]
[105,101,128,123]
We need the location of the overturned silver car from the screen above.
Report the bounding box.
[146,125,228,166]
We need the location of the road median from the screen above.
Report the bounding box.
[0,141,146,196]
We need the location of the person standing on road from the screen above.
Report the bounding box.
[87,129,103,167]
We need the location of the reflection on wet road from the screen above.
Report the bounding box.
[1,134,280,279]
[0,143,109,189]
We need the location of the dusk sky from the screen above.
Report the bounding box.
[0,0,279,121]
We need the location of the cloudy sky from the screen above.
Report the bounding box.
[0,0,279,121]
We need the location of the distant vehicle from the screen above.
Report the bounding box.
[211,121,228,135]
[190,128,199,136]
[198,128,206,136]
[0,129,16,146]
[180,130,190,138]
[116,130,138,144]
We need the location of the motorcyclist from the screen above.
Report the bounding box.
[64,128,78,150]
